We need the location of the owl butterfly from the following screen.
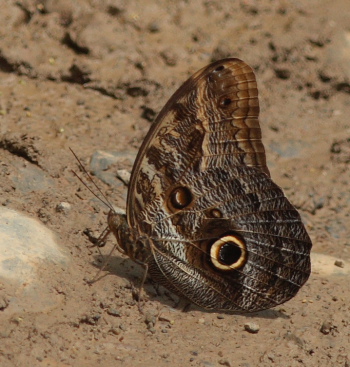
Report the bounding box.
[107,58,312,312]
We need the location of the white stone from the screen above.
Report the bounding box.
[56,201,72,214]
[116,169,131,185]
[0,207,68,313]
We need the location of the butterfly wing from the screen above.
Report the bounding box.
[126,58,312,312]
[128,58,269,223]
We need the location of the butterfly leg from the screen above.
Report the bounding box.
[86,239,118,284]
[133,262,149,314]
[94,226,111,252]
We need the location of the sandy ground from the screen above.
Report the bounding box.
[0,0,349,366]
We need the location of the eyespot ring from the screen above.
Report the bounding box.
[209,235,247,271]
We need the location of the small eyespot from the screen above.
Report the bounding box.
[209,235,247,271]
[219,98,232,107]
[214,65,225,72]
[169,186,193,210]
[207,208,223,218]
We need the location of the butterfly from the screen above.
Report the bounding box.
[106,58,312,312]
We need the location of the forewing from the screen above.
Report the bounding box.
[128,58,269,228]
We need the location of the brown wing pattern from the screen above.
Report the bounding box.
[128,58,269,227]
[144,164,311,311]
[122,58,312,312]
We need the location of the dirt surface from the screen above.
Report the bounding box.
[0,1,349,366]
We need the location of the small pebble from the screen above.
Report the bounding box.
[160,49,177,66]
[334,259,345,268]
[56,202,71,214]
[148,22,160,33]
[110,327,121,336]
[218,359,232,367]
[107,308,121,317]
[116,169,131,185]
[244,322,260,334]
[0,296,9,310]
[320,320,332,335]
[144,312,157,328]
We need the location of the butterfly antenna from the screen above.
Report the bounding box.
[69,147,114,211]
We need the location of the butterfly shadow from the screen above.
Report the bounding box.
[187,303,290,320]
[89,253,189,310]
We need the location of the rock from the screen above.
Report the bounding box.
[56,201,72,214]
[90,150,136,191]
[218,359,232,366]
[244,322,260,334]
[144,311,157,329]
[0,296,9,310]
[334,259,345,268]
[10,161,54,193]
[320,320,333,335]
[107,308,121,317]
[0,207,68,314]
[116,169,131,185]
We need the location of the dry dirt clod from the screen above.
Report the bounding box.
[218,359,232,367]
[144,311,157,329]
[320,320,335,335]
[107,308,121,317]
[334,259,345,268]
[0,296,9,310]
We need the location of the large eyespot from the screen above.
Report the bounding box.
[209,235,247,271]
[169,186,193,210]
